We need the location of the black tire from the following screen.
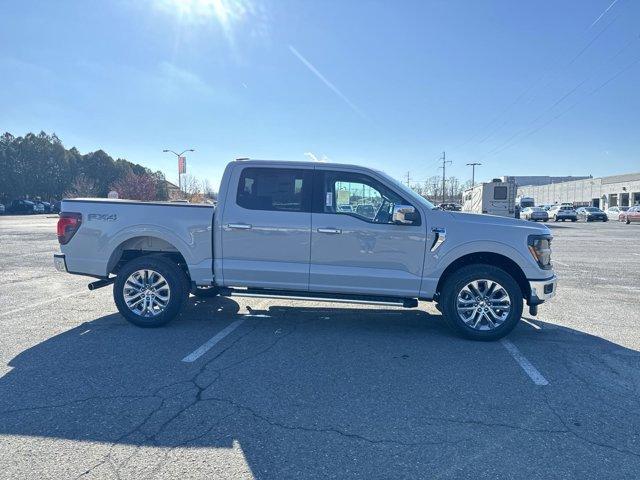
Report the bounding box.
[627,218,631,225]
[439,264,523,341]
[571,218,576,222]
[192,286,220,298]
[554,216,558,222]
[114,256,186,327]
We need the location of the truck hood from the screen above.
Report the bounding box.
[439,210,551,235]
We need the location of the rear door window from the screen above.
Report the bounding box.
[236,167,312,212]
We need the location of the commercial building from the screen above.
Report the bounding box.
[517,172,640,209]
[500,175,591,187]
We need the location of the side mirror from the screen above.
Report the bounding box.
[392,205,416,225]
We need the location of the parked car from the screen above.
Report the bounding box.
[0,203,5,215]
[52,201,61,214]
[53,159,557,341]
[619,205,640,224]
[6,199,36,214]
[548,205,577,222]
[438,203,462,211]
[520,207,548,222]
[576,207,608,222]
[38,201,54,213]
[604,206,628,221]
[33,202,45,214]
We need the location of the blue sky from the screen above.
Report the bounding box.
[1,0,638,188]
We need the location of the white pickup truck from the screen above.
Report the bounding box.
[54,159,557,340]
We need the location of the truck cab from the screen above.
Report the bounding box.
[54,160,557,340]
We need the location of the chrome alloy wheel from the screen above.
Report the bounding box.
[123,269,171,317]
[456,279,511,331]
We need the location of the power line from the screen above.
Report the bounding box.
[452,4,622,155]
[486,55,640,158]
[478,34,639,160]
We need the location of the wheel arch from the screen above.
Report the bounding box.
[107,235,189,278]
[435,252,530,300]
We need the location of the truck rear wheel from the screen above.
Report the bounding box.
[439,265,523,341]
[114,256,186,327]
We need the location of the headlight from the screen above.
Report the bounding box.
[528,234,552,270]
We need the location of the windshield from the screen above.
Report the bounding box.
[585,207,600,212]
[376,170,437,210]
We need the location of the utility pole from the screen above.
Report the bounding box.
[405,171,411,187]
[466,162,482,187]
[439,151,451,204]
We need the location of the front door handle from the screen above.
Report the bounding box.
[317,228,342,234]
[227,223,252,230]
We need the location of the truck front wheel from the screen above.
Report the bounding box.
[439,265,523,341]
[114,256,186,327]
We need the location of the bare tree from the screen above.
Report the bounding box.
[64,174,99,198]
[181,174,202,196]
[448,176,460,201]
[425,176,441,200]
[110,172,157,201]
[202,178,216,199]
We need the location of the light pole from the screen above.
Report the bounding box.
[163,149,194,193]
[466,162,482,187]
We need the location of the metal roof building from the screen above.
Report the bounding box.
[516,172,640,209]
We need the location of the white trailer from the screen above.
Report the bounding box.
[462,179,517,217]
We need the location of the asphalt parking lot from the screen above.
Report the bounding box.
[0,215,639,479]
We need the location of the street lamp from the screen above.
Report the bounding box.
[466,163,482,187]
[163,149,194,193]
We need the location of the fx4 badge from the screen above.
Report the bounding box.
[88,213,117,222]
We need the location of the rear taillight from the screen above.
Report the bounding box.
[57,212,82,245]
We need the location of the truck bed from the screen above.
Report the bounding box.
[59,198,215,284]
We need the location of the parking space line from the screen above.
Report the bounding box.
[500,339,549,386]
[521,318,542,330]
[181,319,246,363]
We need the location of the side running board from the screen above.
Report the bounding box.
[219,287,419,308]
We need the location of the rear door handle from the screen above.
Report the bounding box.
[317,228,342,234]
[227,223,252,230]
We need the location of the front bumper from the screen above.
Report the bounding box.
[53,253,68,272]
[528,275,557,304]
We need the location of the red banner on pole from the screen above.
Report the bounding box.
[178,156,186,174]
